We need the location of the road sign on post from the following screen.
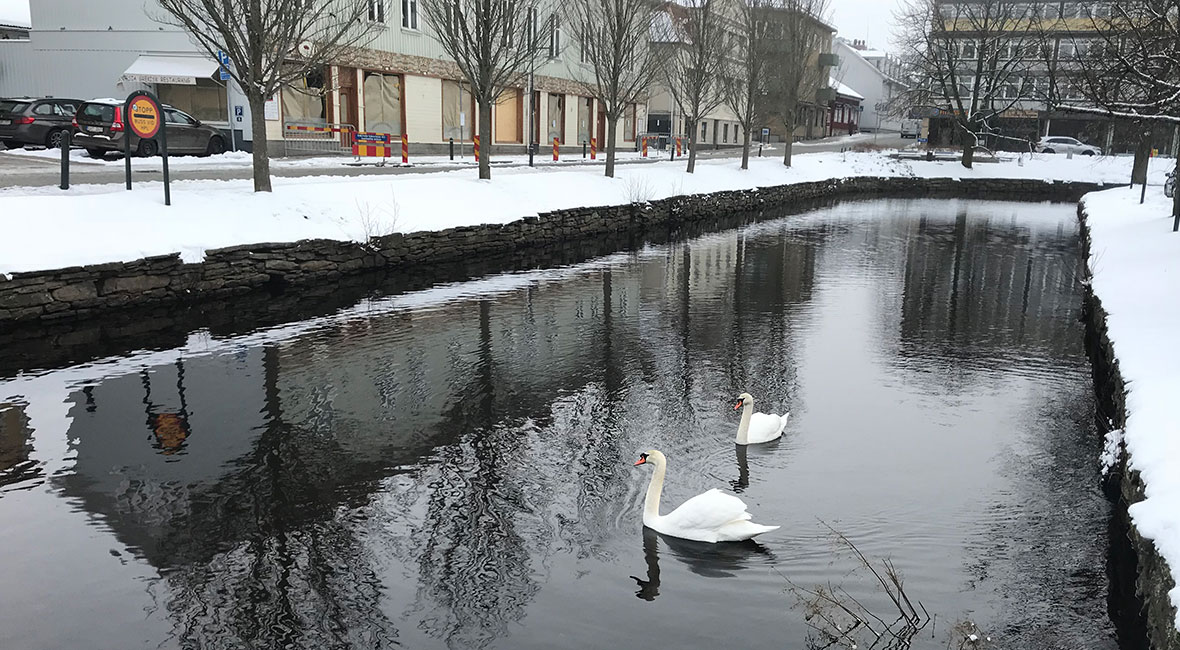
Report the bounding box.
[124,90,171,205]
[217,50,230,80]
[217,50,234,151]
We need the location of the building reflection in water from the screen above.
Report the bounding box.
[0,401,39,491]
[36,199,1094,649]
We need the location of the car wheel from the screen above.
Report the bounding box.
[46,129,66,149]
[137,139,159,157]
[205,136,226,156]
[86,148,107,159]
[2,141,22,150]
[1082,150,1095,156]
[1042,148,1055,154]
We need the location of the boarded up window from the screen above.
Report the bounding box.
[442,79,472,140]
[363,73,402,134]
[495,89,521,143]
[282,69,326,124]
[624,104,636,141]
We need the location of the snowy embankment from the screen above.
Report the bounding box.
[0,151,1169,276]
[1081,187,1180,633]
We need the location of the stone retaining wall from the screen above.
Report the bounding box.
[1078,203,1180,650]
[0,176,1104,326]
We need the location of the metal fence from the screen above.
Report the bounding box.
[282,120,355,155]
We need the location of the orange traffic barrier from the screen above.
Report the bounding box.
[553,137,559,162]
[401,132,409,163]
[590,137,597,160]
[474,135,480,162]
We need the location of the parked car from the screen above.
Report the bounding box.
[71,98,228,158]
[0,96,83,149]
[1035,136,1101,156]
[899,119,920,139]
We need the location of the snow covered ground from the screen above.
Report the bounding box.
[0,150,1172,277]
[1080,187,1180,632]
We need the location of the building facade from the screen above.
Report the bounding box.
[0,0,641,156]
[833,38,906,133]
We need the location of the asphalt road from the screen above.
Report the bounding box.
[0,132,909,188]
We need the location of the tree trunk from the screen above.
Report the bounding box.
[477,98,493,180]
[1173,154,1179,232]
[686,118,698,174]
[247,92,272,192]
[605,115,619,178]
[782,110,795,167]
[740,124,751,170]
[960,123,974,169]
[1131,130,1151,185]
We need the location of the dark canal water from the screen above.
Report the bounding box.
[0,199,1121,650]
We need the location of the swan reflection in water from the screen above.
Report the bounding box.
[631,525,774,601]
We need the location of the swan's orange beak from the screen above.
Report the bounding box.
[733,400,743,410]
[633,456,647,466]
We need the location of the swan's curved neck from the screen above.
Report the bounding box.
[736,400,753,444]
[644,454,667,521]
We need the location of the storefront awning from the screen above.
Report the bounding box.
[120,55,218,86]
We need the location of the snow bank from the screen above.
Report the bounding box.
[0,151,1168,276]
[1081,187,1180,631]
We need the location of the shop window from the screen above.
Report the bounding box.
[364,72,402,134]
[158,78,229,123]
[623,104,636,141]
[281,68,327,124]
[442,79,473,140]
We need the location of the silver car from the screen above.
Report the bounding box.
[1035,136,1101,156]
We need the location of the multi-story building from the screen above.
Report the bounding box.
[644,1,837,148]
[0,0,642,156]
[925,0,1175,153]
[834,38,907,133]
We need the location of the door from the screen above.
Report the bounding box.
[334,66,359,130]
[163,108,201,152]
[576,97,591,145]
[596,110,605,146]
[547,93,564,145]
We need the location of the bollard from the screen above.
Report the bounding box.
[60,130,70,190]
[474,135,480,162]
[449,137,454,161]
[759,142,763,157]
[669,138,675,161]
[553,137,559,162]
[676,138,683,157]
[583,141,587,158]
[590,137,597,160]
[642,137,648,157]
[402,132,409,164]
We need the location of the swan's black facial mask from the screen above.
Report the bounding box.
[634,453,649,466]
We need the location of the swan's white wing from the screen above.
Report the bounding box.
[749,412,789,443]
[661,489,752,532]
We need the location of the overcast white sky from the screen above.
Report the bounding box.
[0,0,31,27]
[826,0,903,51]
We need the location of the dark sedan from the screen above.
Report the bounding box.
[72,99,228,158]
[0,97,82,149]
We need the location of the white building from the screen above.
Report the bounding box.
[832,38,907,133]
[0,0,642,155]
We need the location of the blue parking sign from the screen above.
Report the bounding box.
[217,50,230,80]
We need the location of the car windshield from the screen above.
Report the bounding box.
[80,103,115,122]
[0,101,30,114]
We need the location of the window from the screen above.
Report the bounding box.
[402,0,418,29]
[159,78,229,122]
[33,103,54,115]
[548,14,561,58]
[959,40,976,59]
[623,104,636,141]
[368,0,385,23]
[1092,4,1111,18]
[442,79,473,139]
[364,72,402,134]
[164,108,198,126]
[723,123,729,143]
[523,6,538,50]
[1043,3,1062,19]
[700,120,707,141]
[56,102,77,116]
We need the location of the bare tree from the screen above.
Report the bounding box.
[721,0,775,170]
[155,0,378,192]
[565,0,661,177]
[895,0,1037,168]
[760,0,831,168]
[1054,0,1180,228]
[422,0,548,180]
[655,0,727,173]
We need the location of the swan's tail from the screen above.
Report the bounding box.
[776,413,790,437]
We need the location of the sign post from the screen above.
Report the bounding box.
[218,50,235,152]
[125,90,170,206]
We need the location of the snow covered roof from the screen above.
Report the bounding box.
[0,0,31,28]
[829,76,864,101]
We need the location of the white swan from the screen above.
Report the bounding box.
[733,392,788,445]
[633,450,779,543]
